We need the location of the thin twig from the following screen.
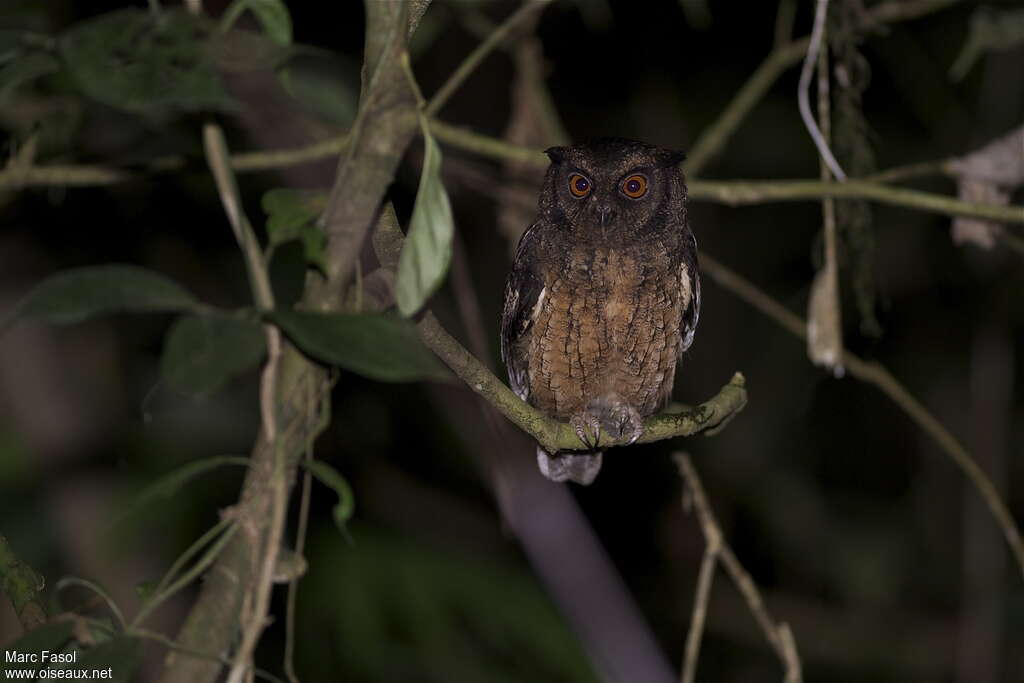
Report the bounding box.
[685,0,962,176]
[798,0,846,181]
[284,376,329,683]
[774,0,797,49]
[202,125,275,310]
[674,454,801,681]
[225,438,286,683]
[427,124,1024,224]
[806,32,845,373]
[685,178,1024,224]
[424,0,552,117]
[199,26,287,676]
[131,629,285,683]
[699,254,1024,580]
[131,518,237,628]
[4,125,1019,225]
[863,158,957,184]
[207,128,286,683]
[680,545,718,683]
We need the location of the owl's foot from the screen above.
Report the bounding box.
[570,410,603,450]
[604,401,644,444]
[587,395,644,445]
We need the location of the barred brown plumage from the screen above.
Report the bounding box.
[501,138,700,485]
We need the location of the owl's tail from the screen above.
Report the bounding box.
[536,447,603,486]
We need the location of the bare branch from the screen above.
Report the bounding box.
[680,546,718,683]
[674,454,802,682]
[425,0,553,117]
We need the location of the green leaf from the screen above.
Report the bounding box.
[160,314,266,396]
[4,265,198,331]
[76,637,142,683]
[0,622,74,672]
[268,310,449,383]
[261,188,326,245]
[307,460,355,532]
[245,0,293,47]
[299,222,327,273]
[58,9,234,116]
[396,123,455,316]
[261,188,328,272]
[120,456,250,522]
[0,50,59,96]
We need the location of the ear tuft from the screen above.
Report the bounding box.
[544,146,568,163]
[663,149,687,167]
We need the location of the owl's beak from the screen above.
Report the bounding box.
[597,204,614,228]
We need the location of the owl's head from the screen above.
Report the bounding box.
[540,137,687,240]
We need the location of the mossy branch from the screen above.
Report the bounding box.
[419,312,747,453]
[369,207,748,453]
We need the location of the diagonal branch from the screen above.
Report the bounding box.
[424,0,553,117]
[699,254,1024,581]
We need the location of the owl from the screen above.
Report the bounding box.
[501,137,700,485]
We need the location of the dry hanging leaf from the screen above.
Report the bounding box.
[807,259,845,377]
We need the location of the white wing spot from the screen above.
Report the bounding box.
[529,286,547,323]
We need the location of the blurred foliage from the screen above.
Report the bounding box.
[297,527,599,683]
[59,9,235,118]
[160,313,266,397]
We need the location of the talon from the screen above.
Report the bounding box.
[570,411,602,450]
[596,398,643,445]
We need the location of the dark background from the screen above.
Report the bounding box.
[1,1,1022,681]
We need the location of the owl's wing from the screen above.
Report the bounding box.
[501,223,546,401]
[679,231,701,353]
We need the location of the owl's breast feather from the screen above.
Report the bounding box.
[527,244,685,419]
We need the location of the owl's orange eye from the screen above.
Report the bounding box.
[568,173,591,197]
[621,174,648,199]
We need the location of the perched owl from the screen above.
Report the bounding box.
[501,137,700,485]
